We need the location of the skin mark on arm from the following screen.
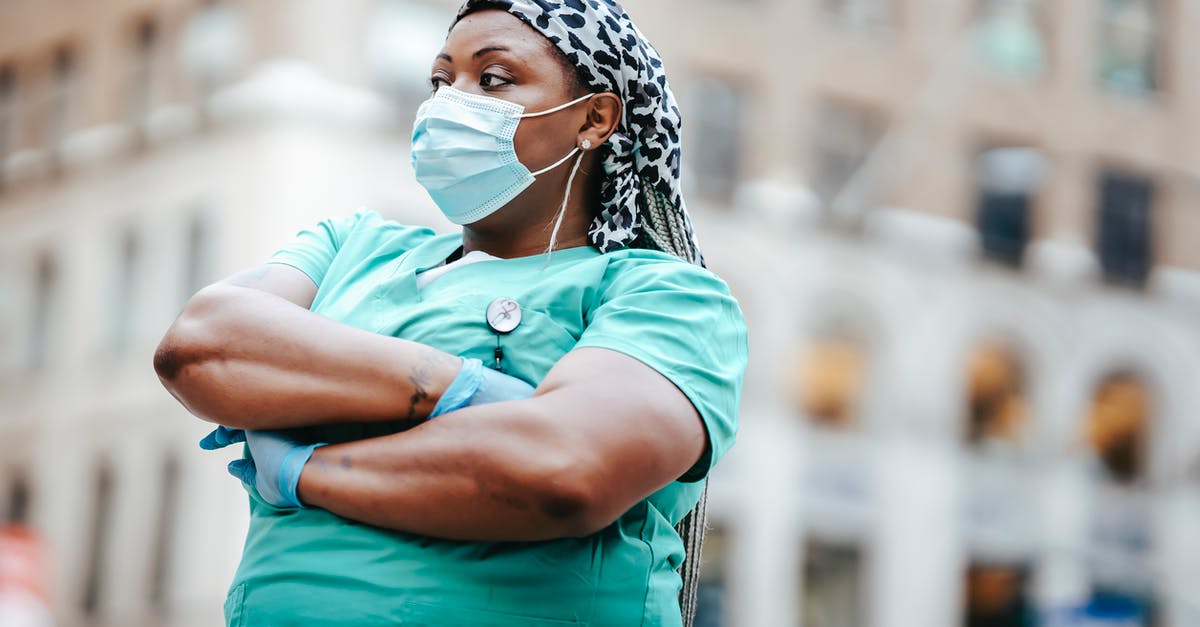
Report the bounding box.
[404,348,461,421]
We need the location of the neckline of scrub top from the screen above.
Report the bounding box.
[405,233,602,276]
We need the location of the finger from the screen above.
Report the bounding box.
[200,427,247,450]
[227,458,257,485]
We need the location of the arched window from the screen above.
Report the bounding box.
[793,328,867,429]
[963,563,1033,627]
[1086,372,1151,483]
[965,342,1028,447]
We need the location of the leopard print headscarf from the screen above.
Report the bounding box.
[455,0,704,266]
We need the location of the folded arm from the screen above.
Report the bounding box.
[154,263,462,429]
[296,347,708,542]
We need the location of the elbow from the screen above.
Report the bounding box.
[526,453,615,538]
[153,285,234,390]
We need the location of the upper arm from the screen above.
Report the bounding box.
[216,263,318,308]
[571,258,748,482]
[201,210,372,309]
[534,347,709,497]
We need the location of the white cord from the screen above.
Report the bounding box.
[543,149,587,266]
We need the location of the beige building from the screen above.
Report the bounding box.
[0,1,1198,626]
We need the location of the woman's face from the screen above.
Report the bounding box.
[432,9,588,174]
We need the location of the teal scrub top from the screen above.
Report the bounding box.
[224,210,748,627]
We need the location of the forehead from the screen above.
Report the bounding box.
[444,9,551,58]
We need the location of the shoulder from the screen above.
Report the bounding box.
[593,248,738,303]
[341,209,440,246]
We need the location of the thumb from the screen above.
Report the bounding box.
[200,427,247,450]
[227,458,257,486]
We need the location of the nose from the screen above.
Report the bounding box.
[452,76,484,96]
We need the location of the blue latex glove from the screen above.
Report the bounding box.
[225,430,325,509]
[429,357,535,418]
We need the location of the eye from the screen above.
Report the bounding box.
[480,72,513,89]
[429,75,449,92]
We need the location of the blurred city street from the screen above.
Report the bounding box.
[1,0,1199,626]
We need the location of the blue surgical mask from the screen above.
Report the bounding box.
[411,86,594,225]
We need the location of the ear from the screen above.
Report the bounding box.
[578,92,622,151]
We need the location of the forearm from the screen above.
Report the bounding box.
[296,398,611,542]
[155,284,460,429]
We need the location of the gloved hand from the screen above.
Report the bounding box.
[429,357,535,418]
[225,430,325,509]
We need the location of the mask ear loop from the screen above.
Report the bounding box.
[543,140,590,266]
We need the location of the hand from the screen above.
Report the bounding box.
[429,358,535,418]
[226,430,325,508]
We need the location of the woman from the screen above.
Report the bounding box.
[155,1,747,625]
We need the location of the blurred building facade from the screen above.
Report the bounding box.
[0,1,1197,626]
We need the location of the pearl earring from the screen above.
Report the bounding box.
[580,139,592,150]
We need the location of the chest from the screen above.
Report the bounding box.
[310,247,600,388]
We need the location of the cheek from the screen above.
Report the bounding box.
[513,118,574,169]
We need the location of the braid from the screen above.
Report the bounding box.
[639,175,696,264]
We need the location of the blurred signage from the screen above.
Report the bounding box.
[0,526,53,627]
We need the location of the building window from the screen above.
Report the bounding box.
[801,540,866,627]
[964,563,1035,627]
[693,523,730,627]
[966,343,1028,447]
[182,212,212,303]
[180,1,249,101]
[148,454,180,610]
[28,252,57,370]
[793,332,867,429]
[112,229,140,354]
[1096,170,1154,287]
[687,76,745,206]
[0,64,14,188]
[1097,0,1161,96]
[5,472,30,524]
[813,100,883,211]
[974,0,1047,79]
[48,45,78,153]
[823,0,895,34]
[128,17,159,127]
[81,461,115,617]
[973,147,1046,267]
[1086,373,1151,484]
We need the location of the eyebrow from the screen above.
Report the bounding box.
[436,45,513,63]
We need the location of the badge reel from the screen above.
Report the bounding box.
[485,297,522,371]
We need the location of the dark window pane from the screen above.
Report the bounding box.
[6,473,30,524]
[802,541,866,627]
[978,192,1029,266]
[1096,171,1154,287]
[973,147,1045,267]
